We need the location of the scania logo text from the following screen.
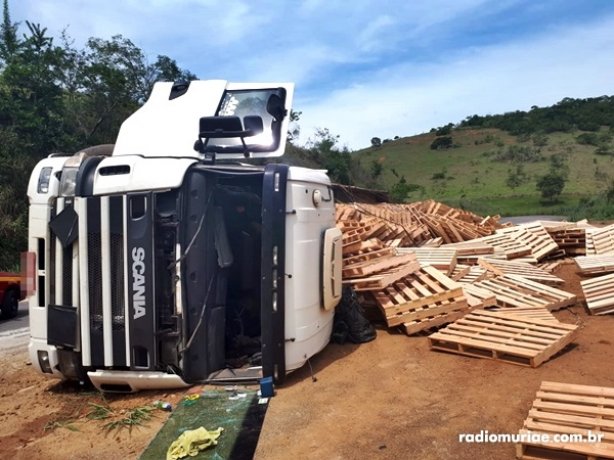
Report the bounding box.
[132,247,146,319]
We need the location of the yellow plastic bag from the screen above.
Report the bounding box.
[166,426,224,460]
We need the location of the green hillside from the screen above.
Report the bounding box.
[355,120,614,218]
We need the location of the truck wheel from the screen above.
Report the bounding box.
[1,288,19,319]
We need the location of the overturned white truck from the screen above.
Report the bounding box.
[27,80,342,391]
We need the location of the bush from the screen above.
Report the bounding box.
[494,145,543,163]
[576,133,600,146]
[430,136,453,150]
[536,172,567,203]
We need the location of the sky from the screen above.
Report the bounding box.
[12,0,614,150]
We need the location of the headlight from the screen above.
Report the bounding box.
[37,167,53,193]
[37,350,53,374]
[59,167,79,196]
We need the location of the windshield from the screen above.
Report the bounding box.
[207,89,283,152]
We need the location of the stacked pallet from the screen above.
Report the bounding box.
[496,223,559,261]
[428,310,578,367]
[339,220,421,291]
[547,226,586,256]
[336,200,501,246]
[517,381,614,459]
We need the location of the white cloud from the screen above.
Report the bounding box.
[297,15,614,149]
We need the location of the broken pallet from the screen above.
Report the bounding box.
[516,381,614,459]
[428,310,578,367]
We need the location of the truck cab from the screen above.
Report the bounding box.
[27,80,342,391]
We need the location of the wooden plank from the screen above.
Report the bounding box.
[516,381,614,459]
[474,275,576,311]
[429,311,578,367]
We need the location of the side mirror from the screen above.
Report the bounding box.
[198,115,264,139]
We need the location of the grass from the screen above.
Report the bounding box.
[43,418,80,432]
[356,127,614,217]
[86,402,156,433]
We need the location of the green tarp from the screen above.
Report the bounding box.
[140,390,268,460]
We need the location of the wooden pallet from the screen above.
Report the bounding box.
[585,226,598,256]
[397,247,457,275]
[343,247,395,267]
[456,265,489,283]
[443,241,495,257]
[428,310,578,367]
[536,260,564,273]
[462,284,497,308]
[497,223,559,261]
[372,265,468,329]
[486,306,557,322]
[580,273,614,315]
[475,233,533,260]
[592,224,614,255]
[548,227,586,256]
[478,258,564,285]
[343,238,384,256]
[450,264,471,281]
[343,253,417,278]
[474,275,577,311]
[517,381,614,459]
[343,261,420,291]
[575,255,614,276]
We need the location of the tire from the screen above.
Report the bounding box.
[1,288,19,319]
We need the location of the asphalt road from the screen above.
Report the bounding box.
[0,301,29,352]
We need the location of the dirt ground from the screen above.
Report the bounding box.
[1,261,613,460]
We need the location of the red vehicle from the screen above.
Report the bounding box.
[0,272,21,319]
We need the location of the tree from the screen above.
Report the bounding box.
[506,164,528,190]
[287,109,301,143]
[307,128,352,184]
[370,137,381,147]
[0,0,17,61]
[536,171,566,203]
[388,176,422,202]
[370,159,382,178]
[430,136,453,150]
